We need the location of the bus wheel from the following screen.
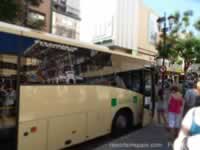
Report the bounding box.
[112,110,133,137]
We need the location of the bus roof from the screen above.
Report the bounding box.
[0,21,153,63]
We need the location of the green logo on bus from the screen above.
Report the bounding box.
[133,96,138,104]
[111,98,117,107]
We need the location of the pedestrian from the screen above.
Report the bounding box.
[173,106,200,150]
[156,88,167,126]
[5,87,16,116]
[0,85,7,117]
[168,85,184,140]
[184,82,198,116]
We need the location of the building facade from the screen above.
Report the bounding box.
[137,2,158,62]
[92,0,158,63]
[92,0,140,53]
[16,0,81,39]
[52,0,81,39]
[18,0,52,32]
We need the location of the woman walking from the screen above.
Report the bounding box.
[173,81,200,150]
[168,85,184,140]
[157,88,167,126]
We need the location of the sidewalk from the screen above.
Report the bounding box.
[94,124,173,150]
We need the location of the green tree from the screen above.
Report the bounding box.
[157,10,200,73]
[172,36,200,72]
[194,19,200,31]
[0,0,21,23]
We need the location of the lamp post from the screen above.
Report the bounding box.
[157,13,175,94]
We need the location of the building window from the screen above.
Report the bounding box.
[66,5,80,17]
[27,10,46,29]
[28,11,45,21]
[55,25,76,39]
[53,0,66,12]
[53,0,66,5]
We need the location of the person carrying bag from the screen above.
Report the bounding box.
[174,82,200,150]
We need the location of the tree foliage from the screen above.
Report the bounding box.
[173,37,200,71]
[157,10,200,72]
[194,19,200,31]
[0,0,21,23]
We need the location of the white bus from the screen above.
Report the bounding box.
[0,22,155,150]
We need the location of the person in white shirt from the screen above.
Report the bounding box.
[173,107,200,150]
[174,82,200,150]
[184,83,198,115]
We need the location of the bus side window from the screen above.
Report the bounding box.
[132,71,141,92]
[114,75,126,89]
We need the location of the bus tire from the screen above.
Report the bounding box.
[111,109,133,137]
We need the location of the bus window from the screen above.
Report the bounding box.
[132,71,142,92]
[0,55,17,146]
[144,72,152,94]
[22,42,113,86]
[114,75,126,89]
[118,72,132,89]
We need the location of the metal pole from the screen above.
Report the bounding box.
[15,53,21,150]
[161,13,167,97]
[15,32,23,150]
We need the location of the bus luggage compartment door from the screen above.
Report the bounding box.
[18,120,47,150]
[48,113,87,150]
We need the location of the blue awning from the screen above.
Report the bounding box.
[0,32,35,54]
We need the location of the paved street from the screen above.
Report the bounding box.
[66,124,172,150]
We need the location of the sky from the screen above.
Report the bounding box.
[144,0,200,20]
[143,0,200,35]
[80,0,200,42]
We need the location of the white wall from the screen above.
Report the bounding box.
[114,0,140,51]
[67,0,80,10]
[92,0,140,51]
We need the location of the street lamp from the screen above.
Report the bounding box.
[157,13,175,93]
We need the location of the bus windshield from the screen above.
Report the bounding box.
[21,40,112,85]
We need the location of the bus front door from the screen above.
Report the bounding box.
[142,69,155,126]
